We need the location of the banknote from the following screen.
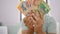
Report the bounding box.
[17,0,50,16]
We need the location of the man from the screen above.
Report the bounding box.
[18,10,56,34]
[17,0,56,34]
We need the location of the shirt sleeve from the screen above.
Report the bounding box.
[47,17,57,33]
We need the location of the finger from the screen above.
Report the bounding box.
[23,16,30,24]
[32,13,39,21]
[26,13,32,18]
[34,24,38,31]
[28,17,35,28]
[28,11,32,14]
[31,10,39,18]
[30,17,36,24]
[31,10,37,16]
[30,16,38,28]
[31,10,43,20]
[23,15,34,29]
[24,17,33,27]
[23,17,27,23]
[27,10,35,17]
[30,16,36,23]
[28,9,36,14]
[38,9,44,19]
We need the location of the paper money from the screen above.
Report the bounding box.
[17,0,50,16]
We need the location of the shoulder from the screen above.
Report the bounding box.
[44,14,56,29]
[43,15,56,33]
[44,15,56,23]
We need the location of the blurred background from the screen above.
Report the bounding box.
[0,0,60,34]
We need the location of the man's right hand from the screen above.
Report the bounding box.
[23,11,34,29]
[23,11,34,34]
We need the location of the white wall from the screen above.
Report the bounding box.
[49,0,60,34]
[0,0,20,34]
[49,0,60,22]
[0,0,20,25]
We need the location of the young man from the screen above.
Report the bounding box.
[18,10,56,34]
[17,0,56,34]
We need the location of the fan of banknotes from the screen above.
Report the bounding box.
[17,0,50,16]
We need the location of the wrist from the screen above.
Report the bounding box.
[22,29,34,34]
[28,28,34,34]
[36,29,46,34]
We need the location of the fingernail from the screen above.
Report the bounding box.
[33,25,35,27]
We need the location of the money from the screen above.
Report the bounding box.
[17,0,50,16]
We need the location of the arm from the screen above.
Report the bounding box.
[22,28,34,34]
[36,29,46,34]
[22,12,34,34]
[17,28,34,34]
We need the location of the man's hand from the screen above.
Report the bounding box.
[23,11,34,29]
[23,11,34,34]
[32,10,44,31]
[23,10,45,34]
[30,10,45,34]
